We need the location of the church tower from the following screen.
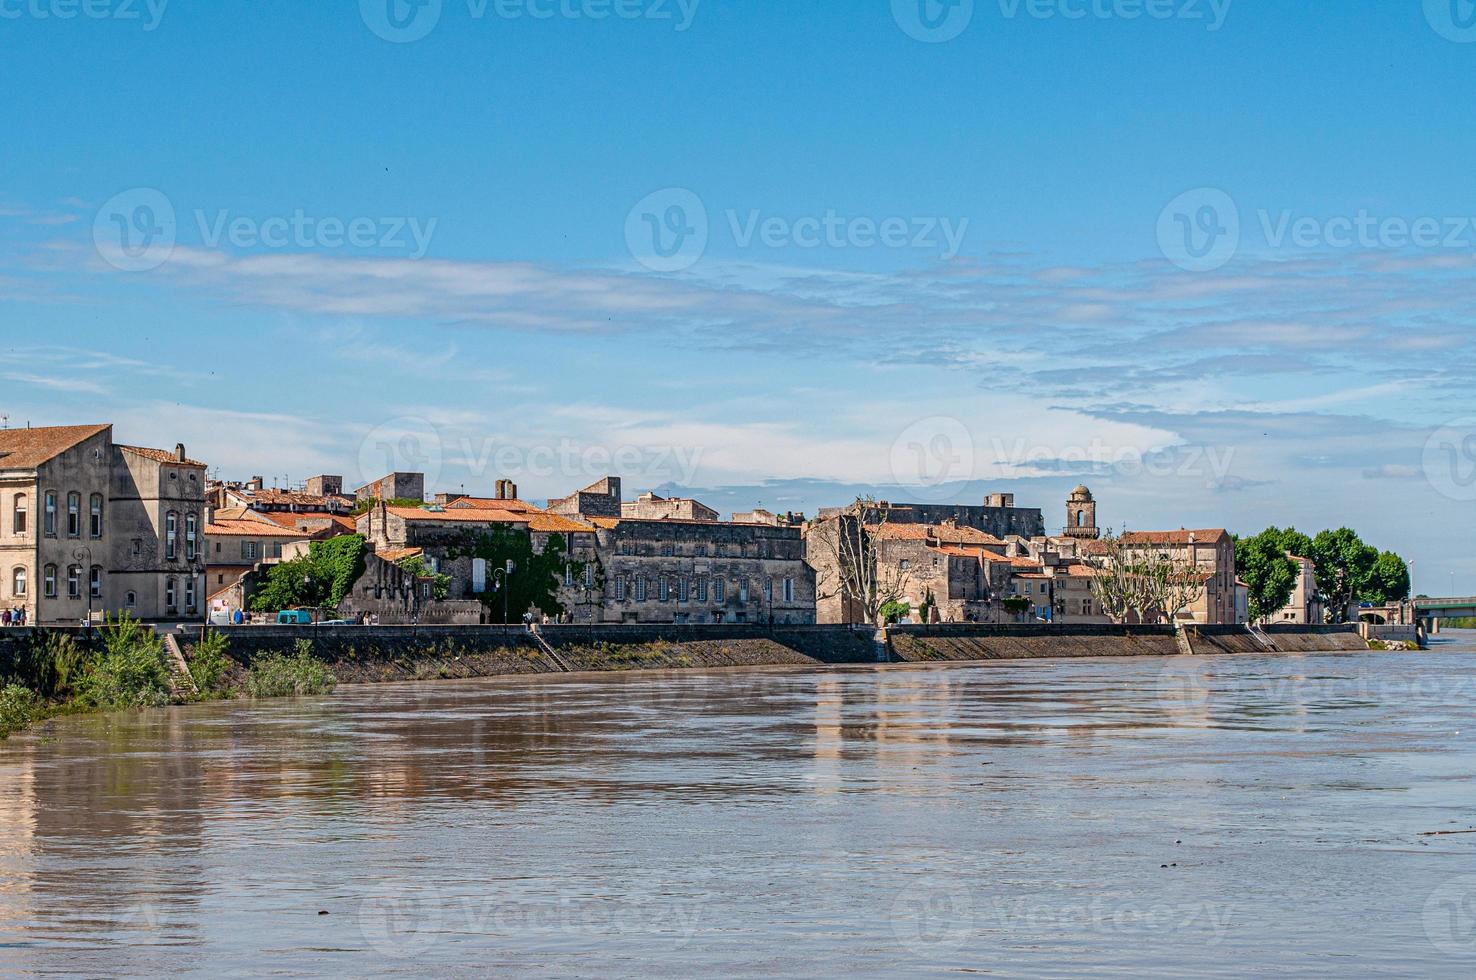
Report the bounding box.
[1064,485,1099,539]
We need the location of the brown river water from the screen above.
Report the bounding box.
[2,633,1475,977]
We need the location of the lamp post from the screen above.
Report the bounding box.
[490,559,516,625]
[73,546,92,635]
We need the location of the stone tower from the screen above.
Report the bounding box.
[1064,485,1099,539]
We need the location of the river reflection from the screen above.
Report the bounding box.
[3,636,1475,976]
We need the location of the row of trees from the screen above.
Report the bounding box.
[1087,535,1207,625]
[1236,526,1410,624]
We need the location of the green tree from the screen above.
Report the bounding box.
[395,555,451,600]
[249,536,368,613]
[1237,530,1299,623]
[1362,551,1411,604]
[1311,528,1378,623]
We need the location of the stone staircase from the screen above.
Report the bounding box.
[161,633,199,700]
[527,626,573,672]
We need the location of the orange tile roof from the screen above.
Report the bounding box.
[206,519,310,538]
[117,444,207,468]
[1121,529,1230,545]
[379,547,424,563]
[0,424,110,470]
[528,513,597,533]
[384,506,530,524]
[259,511,358,533]
[868,522,1005,546]
[446,496,538,510]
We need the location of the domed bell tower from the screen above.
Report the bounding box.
[1065,485,1098,539]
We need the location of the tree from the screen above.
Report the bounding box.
[394,555,451,601]
[878,600,912,625]
[1236,529,1300,623]
[1088,532,1206,625]
[249,535,368,613]
[1363,551,1411,604]
[809,498,912,626]
[1311,528,1378,623]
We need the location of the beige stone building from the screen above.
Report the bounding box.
[1268,553,1323,624]
[203,514,311,601]
[621,491,718,522]
[1117,528,1238,625]
[0,424,208,625]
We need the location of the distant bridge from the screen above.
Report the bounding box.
[1359,598,1476,631]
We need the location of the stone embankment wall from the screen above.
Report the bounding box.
[1,622,1375,689]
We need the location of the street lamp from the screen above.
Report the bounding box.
[73,546,92,634]
[490,559,516,624]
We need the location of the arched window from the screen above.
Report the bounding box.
[90,494,103,539]
[89,566,102,600]
[43,564,56,598]
[44,491,56,536]
[125,591,137,608]
[66,565,81,599]
[12,494,26,535]
[66,492,81,537]
[11,567,25,598]
[165,511,178,561]
[1076,509,1086,527]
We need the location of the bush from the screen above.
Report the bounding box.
[3,631,89,698]
[77,613,173,711]
[186,629,235,699]
[0,685,37,739]
[246,641,337,698]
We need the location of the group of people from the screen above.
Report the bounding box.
[1,607,28,626]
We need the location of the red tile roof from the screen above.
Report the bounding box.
[384,506,531,524]
[378,547,424,563]
[117,444,207,468]
[0,424,109,470]
[205,519,309,538]
[1120,529,1230,545]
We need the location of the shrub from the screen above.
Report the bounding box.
[77,613,173,711]
[3,631,89,699]
[186,629,235,699]
[0,685,37,739]
[246,641,337,698]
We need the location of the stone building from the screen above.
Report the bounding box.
[0,424,207,625]
[354,471,425,504]
[817,492,1045,539]
[1117,528,1238,625]
[1268,553,1322,624]
[547,476,623,519]
[203,515,310,600]
[207,475,354,515]
[621,491,718,522]
[1063,485,1100,539]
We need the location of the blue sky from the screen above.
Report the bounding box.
[2,0,1474,593]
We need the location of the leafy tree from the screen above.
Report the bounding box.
[878,600,912,625]
[1236,529,1300,623]
[1363,551,1411,604]
[249,535,368,612]
[1311,528,1378,623]
[395,556,451,601]
[448,526,576,622]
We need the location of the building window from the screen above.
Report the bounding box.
[90,494,103,539]
[67,565,81,599]
[185,513,197,560]
[658,577,669,601]
[784,577,794,603]
[242,541,259,560]
[90,566,102,600]
[11,567,25,598]
[695,544,707,557]
[66,492,81,537]
[133,539,142,557]
[12,494,26,535]
[661,543,674,557]
[764,578,773,603]
[614,576,626,601]
[899,559,909,572]
[165,578,177,610]
[714,579,725,602]
[270,542,282,559]
[565,564,574,586]
[125,591,136,608]
[696,576,708,602]
[44,492,56,536]
[740,580,749,603]
[185,577,197,612]
[635,577,647,601]
[1082,599,1092,615]
[584,564,594,587]
[619,542,633,556]
[679,575,689,602]
[165,511,178,560]
[43,564,56,598]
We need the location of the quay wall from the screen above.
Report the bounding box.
[1,622,1374,688]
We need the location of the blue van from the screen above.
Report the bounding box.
[277,609,313,625]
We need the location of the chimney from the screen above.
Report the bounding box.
[247,475,264,492]
[174,443,187,462]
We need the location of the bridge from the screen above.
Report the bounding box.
[1359,597,1476,633]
